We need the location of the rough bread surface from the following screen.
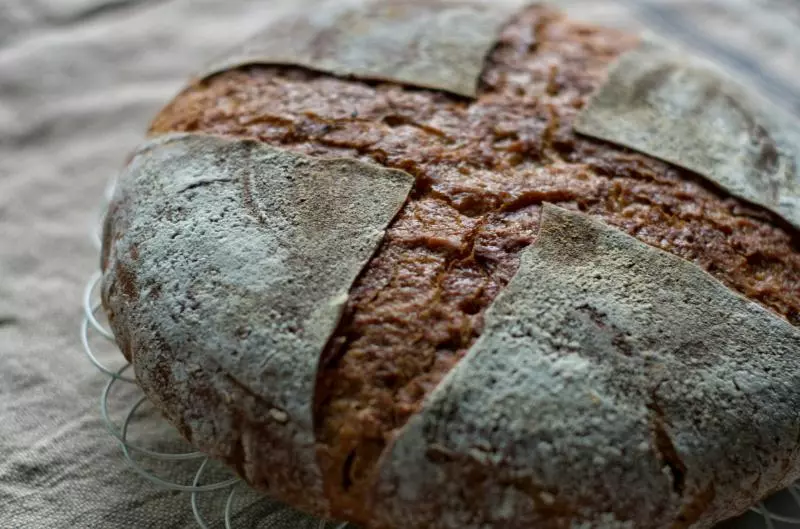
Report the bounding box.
[104,2,800,526]
[575,38,800,230]
[101,133,412,514]
[198,0,532,98]
[373,204,800,529]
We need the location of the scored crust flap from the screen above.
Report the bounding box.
[575,37,800,230]
[195,0,532,98]
[370,204,800,529]
[102,133,413,513]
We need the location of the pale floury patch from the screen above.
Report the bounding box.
[374,204,800,529]
[197,0,532,98]
[575,38,800,230]
[102,133,413,513]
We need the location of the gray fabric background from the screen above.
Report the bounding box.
[1,1,799,528]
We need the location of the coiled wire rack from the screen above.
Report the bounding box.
[82,177,800,529]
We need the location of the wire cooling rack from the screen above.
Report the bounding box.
[82,177,800,529]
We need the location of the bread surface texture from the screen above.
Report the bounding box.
[102,2,800,527]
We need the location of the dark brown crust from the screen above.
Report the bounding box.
[142,4,800,525]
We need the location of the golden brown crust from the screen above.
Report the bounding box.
[146,4,800,525]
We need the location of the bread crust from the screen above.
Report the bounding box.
[103,2,800,527]
[102,134,413,515]
[371,204,800,529]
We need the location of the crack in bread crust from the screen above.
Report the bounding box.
[146,4,800,524]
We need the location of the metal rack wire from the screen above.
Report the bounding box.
[82,178,800,529]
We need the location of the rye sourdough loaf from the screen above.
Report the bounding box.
[101,1,800,528]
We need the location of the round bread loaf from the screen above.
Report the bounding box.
[101,2,800,528]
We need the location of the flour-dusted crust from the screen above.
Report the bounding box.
[101,133,413,515]
[372,204,800,529]
[104,2,800,526]
[575,38,800,230]
[197,0,532,98]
